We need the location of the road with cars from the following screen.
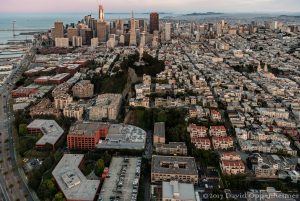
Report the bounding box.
[0,48,38,201]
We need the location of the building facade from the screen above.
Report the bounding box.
[72,80,94,98]
[67,122,109,150]
[150,12,159,34]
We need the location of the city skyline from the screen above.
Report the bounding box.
[1,0,300,13]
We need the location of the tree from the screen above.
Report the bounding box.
[18,124,28,136]
[54,192,66,201]
[157,110,167,122]
[38,178,56,199]
[28,170,42,189]
[39,156,53,173]
[94,159,105,176]
[102,151,112,166]
[82,163,95,176]
[42,143,53,152]
[18,137,36,157]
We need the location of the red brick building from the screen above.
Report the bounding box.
[67,122,109,150]
[11,87,39,98]
[49,73,70,85]
[34,76,51,85]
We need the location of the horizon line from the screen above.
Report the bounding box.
[1,11,300,14]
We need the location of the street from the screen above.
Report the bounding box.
[0,49,37,201]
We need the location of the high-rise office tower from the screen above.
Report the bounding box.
[150,12,159,34]
[139,19,145,31]
[99,3,105,22]
[119,35,125,44]
[52,21,64,39]
[97,21,107,43]
[216,21,223,36]
[107,34,117,49]
[140,31,146,47]
[129,12,137,46]
[84,15,92,27]
[72,36,83,47]
[97,2,107,43]
[90,18,98,34]
[91,38,99,48]
[116,19,124,33]
[85,28,93,45]
[135,20,139,30]
[67,27,78,42]
[165,23,171,41]
[152,30,159,47]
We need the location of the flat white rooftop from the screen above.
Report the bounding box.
[27,119,64,146]
[52,154,100,201]
[96,124,146,150]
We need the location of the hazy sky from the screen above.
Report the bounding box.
[1,0,300,13]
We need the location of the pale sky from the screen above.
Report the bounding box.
[1,0,300,13]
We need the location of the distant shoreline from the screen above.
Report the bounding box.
[183,12,224,16]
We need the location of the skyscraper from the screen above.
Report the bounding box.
[52,21,64,39]
[140,31,146,47]
[129,11,137,46]
[150,12,159,34]
[97,21,107,43]
[99,2,104,22]
[165,23,172,41]
[67,27,78,42]
[116,19,124,34]
[97,2,106,43]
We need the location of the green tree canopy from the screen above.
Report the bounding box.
[18,124,28,136]
[94,159,105,176]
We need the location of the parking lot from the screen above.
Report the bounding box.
[99,157,142,201]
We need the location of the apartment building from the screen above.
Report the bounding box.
[153,122,166,145]
[191,138,211,150]
[220,152,245,175]
[89,94,122,120]
[210,109,222,121]
[209,126,227,137]
[212,136,234,150]
[72,80,94,98]
[129,97,150,108]
[63,103,84,120]
[29,98,61,118]
[188,124,208,138]
[247,153,298,178]
[155,142,188,156]
[54,93,73,110]
[151,155,198,184]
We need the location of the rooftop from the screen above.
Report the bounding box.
[156,142,187,149]
[162,181,196,200]
[154,122,165,138]
[68,121,110,137]
[151,155,198,176]
[52,154,100,201]
[27,119,64,146]
[97,124,147,150]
